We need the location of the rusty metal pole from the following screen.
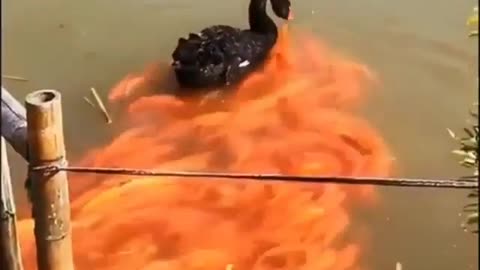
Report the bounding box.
[1,137,24,270]
[25,90,74,270]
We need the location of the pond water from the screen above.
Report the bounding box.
[2,0,478,269]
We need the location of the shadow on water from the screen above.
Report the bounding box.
[2,0,478,269]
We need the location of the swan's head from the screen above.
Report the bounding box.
[271,0,292,20]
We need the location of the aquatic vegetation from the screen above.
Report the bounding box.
[448,104,478,233]
[467,7,478,36]
[449,7,479,233]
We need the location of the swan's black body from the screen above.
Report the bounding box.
[171,0,291,89]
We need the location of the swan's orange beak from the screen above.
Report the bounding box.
[288,11,294,20]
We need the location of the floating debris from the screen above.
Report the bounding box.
[2,74,28,82]
[89,87,113,124]
[83,96,96,109]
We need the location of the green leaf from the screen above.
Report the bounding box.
[452,149,468,156]
[459,175,478,181]
[463,158,477,165]
[466,213,479,225]
[468,192,479,198]
[464,127,475,138]
[460,160,475,168]
[463,203,478,212]
[467,7,479,27]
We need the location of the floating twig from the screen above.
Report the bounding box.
[89,87,112,124]
[83,97,96,109]
[2,75,28,82]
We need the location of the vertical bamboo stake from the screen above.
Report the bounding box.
[1,137,24,270]
[25,90,74,270]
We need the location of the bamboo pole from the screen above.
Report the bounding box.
[25,90,74,270]
[1,137,24,270]
[1,87,28,160]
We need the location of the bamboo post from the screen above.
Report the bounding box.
[1,137,24,270]
[25,90,74,270]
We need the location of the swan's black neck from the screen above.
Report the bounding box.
[248,0,277,36]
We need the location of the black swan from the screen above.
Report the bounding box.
[171,0,292,90]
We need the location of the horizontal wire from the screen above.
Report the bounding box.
[31,165,479,189]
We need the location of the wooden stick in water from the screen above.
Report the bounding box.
[25,89,74,270]
[82,97,96,109]
[89,87,112,124]
[1,137,24,270]
[2,75,28,82]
